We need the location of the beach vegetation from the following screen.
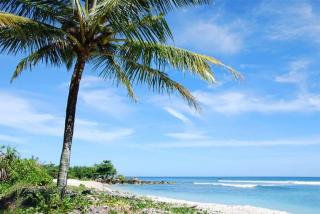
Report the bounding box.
[0,145,52,192]
[43,160,117,180]
[1,146,208,213]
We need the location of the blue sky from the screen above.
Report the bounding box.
[1,0,320,176]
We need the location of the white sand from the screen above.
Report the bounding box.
[53,179,112,192]
[56,179,290,214]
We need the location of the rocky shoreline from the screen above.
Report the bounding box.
[97,177,176,185]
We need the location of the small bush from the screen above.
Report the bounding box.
[94,160,117,180]
[43,160,117,180]
[69,166,96,180]
[0,145,52,189]
[0,185,92,213]
[42,163,59,178]
[9,158,52,186]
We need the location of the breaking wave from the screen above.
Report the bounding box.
[218,180,320,186]
[193,180,320,188]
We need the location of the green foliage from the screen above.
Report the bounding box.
[43,160,117,180]
[96,194,209,214]
[42,163,59,178]
[0,145,52,188]
[1,185,208,214]
[1,185,92,214]
[9,159,52,186]
[94,160,117,179]
[116,175,126,183]
[69,166,96,180]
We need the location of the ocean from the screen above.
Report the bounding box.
[112,177,320,214]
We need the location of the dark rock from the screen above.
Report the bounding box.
[81,189,93,195]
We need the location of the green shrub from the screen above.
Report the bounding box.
[42,163,59,178]
[0,185,92,213]
[43,160,117,180]
[69,166,96,180]
[9,159,52,186]
[0,145,52,187]
[94,160,117,179]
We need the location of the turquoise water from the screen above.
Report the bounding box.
[112,177,320,214]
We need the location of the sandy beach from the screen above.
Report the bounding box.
[59,179,290,214]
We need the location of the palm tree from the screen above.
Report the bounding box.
[0,0,240,197]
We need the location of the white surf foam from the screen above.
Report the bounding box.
[193,182,257,188]
[218,180,320,186]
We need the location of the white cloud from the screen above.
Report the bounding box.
[165,131,207,141]
[182,21,243,54]
[164,107,192,125]
[81,76,104,88]
[193,90,320,114]
[80,88,133,117]
[78,76,134,118]
[0,91,134,143]
[59,75,133,118]
[0,134,25,144]
[148,136,320,149]
[0,91,63,136]
[75,123,133,143]
[258,1,320,43]
[275,59,310,85]
[175,18,246,54]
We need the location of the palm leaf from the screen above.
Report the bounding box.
[11,41,72,80]
[92,55,136,100]
[120,41,242,82]
[0,12,78,54]
[122,58,199,109]
[0,0,73,24]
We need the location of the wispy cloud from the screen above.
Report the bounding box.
[258,1,320,43]
[80,88,133,117]
[275,59,310,85]
[176,20,245,54]
[0,91,134,143]
[165,131,208,141]
[78,76,134,118]
[0,91,63,136]
[0,134,25,144]
[75,123,133,143]
[194,90,320,114]
[164,107,192,125]
[147,136,320,149]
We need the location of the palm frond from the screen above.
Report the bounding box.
[111,14,173,43]
[94,0,212,17]
[0,12,34,26]
[0,12,76,54]
[92,55,136,100]
[150,0,212,13]
[121,58,199,109]
[11,41,72,81]
[119,42,215,83]
[0,0,73,24]
[120,41,242,82]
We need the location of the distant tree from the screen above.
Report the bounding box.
[0,0,240,198]
[116,175,126,184]
[69,166,96,179]
[94,160,117,180]
[42,163,59,178]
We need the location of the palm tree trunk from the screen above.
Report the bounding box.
[57,57,85,198]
